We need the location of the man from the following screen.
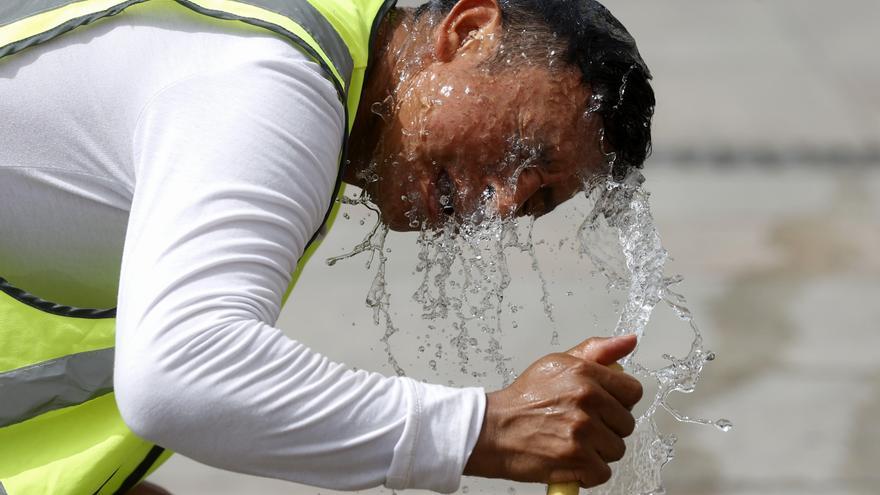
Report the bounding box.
[0,0,654,493]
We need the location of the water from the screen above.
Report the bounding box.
[575,169,731,495]
[329,167,729,494]
[327,194,406,376]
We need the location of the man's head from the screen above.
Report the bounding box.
[345,0,654,231]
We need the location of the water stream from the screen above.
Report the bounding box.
[329,167,730,494]
[577,169,731,495]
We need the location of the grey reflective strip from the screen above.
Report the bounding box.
[0,1,76,25]
[0,0,147,60]
[0,480,7,495]
[226,0,353,89]
[1,0,353,90]
[0,348,114,428]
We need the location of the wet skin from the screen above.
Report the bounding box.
[345,0,607,231]
[343,0,641,489]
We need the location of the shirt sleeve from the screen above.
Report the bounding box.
[113,53,485,493]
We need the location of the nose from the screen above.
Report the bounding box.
[486,167,552,218]
[515,167,567,218]
[513,167,546,217]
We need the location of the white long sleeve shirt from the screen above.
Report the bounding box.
[0,2,484,492]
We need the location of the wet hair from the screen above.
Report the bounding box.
[415,0,655,179]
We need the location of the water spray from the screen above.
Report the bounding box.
[330,167,730,494]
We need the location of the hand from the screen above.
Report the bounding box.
[463,335,643,488]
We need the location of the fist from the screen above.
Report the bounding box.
[464,335,643,488]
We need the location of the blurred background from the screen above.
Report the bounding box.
[151,0,880,493]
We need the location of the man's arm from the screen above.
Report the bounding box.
[114,53,484,493]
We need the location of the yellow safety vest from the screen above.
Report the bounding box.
[0,0,394,493]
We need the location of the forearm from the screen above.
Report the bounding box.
[115,315,484,491]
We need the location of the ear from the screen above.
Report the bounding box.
[434,0,503,62]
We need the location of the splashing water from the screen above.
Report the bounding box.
[331,168,729,494]
[577,169,731,495]
[327,193,406,376]
[402,195,543,385]
[330,167,729,494]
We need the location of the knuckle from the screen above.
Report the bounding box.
[574,383,595,401]
[538,353,565,367]
[547,352,570,362]
[567,359,590,376]
[570,411,591,434]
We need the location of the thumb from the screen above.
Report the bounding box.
[565,334,637,365]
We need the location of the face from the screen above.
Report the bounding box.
[357,3,609,231]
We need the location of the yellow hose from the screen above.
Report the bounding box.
[545,362,624,495]
[546,482,580,495]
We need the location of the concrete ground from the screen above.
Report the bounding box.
[149,0,880,493]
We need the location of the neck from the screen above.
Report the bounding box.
[344,7,433,188]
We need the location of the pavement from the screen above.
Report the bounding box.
[149,1,880,493]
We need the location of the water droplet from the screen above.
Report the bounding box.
[343,213,350,220]
[715,419,733,432]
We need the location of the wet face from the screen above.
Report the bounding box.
[350,0,609,231]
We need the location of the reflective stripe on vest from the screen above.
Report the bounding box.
[0,0,395,492]
[0,280,160,495]
[0,347,114,428]
[0,0,353,93]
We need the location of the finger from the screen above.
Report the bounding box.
[585,364,644,408]
[586,420,627,463]
[589,384,637,437]
[565,334,637,366]
[576,449,613,488]
[601,398,636,438]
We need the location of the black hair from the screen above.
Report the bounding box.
[416,0,655,179]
